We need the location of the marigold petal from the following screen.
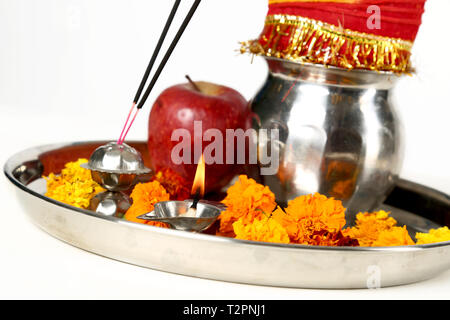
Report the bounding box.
[233,216,290,244]
[416,227,450,244]
[44,158,105,209]
[218,175,276,237]
[124,181,170,228]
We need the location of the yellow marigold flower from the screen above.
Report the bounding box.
[344,210,413,247]
[372,226,415,247]
[44,158,105,209]
[218,175,276,237]
[233,216,290,244]
[272,193,347,244]
[416,227,450,245]
[124,181,170,228]
[344,210,397,246]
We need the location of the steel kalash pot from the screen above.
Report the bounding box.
[250,57,403,216]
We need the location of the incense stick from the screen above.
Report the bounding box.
[133,0,181,105]
[117,102,135,144]
[120,108,140,145]
[118,1,181,144]
[136,0,201,110]
[118,0,202,144]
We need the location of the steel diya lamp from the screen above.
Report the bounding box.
[138,154,223,232]
[82,142,151,218]
[138,200,222,232]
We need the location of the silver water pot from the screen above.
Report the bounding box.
[250,58,403,216]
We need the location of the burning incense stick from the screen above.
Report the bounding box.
[133,1,181,105]
[118,0,202,144]
[135,0,202,110]
[118,1,181,144]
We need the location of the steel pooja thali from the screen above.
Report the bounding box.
[4,141,450,289]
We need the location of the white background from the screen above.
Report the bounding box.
[0,0,449,299]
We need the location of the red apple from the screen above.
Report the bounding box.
[148,81,251,193]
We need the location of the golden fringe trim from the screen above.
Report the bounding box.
[241,14,413,73]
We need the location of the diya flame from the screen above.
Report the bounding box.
[182,154,206,217]
[191,153,205,199]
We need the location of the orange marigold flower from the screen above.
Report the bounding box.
[372,226,415,247]
[124,181,170,228]
[218,175,276,237]
[416,227,450,245]
[309,229,359,247]
[272,193,347,244]
[151,168,191,200]
[44,158,105,209]
[344,210,414,247]
[233,216,290,244]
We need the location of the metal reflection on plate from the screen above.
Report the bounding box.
[89,191,131,218]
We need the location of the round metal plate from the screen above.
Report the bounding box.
[4,141,450,288]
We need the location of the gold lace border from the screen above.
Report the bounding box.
[241,14,414,73]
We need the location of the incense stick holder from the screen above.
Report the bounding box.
[82,142,151,217]
[137,200,222,232]
[81,142,151,191]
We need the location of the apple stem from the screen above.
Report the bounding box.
[185,75,201,93]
